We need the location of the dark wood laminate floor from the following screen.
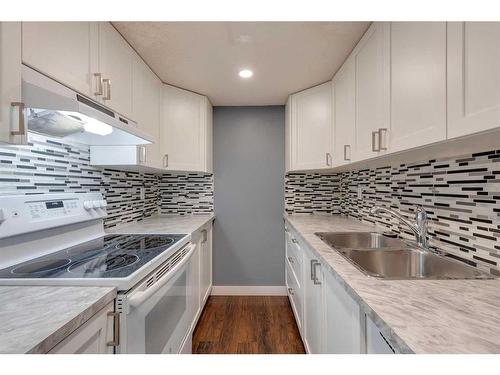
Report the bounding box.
[192,296,306,354]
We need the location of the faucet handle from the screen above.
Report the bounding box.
[415,206,427,225]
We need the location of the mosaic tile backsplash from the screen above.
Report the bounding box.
[285,173,341,214]
[286,150,500,275]
[0,133,214,228]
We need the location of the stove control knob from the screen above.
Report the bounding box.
[83,201,93,210]
[100,200,108,209]
[92,200,102,209]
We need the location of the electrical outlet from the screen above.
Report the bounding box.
[357,186,362,200]
[140,187,146,200]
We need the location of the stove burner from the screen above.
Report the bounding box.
[68,254,139,274]
[116,236,175,251]
[11,258,71,275]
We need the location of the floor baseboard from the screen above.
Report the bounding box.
[211,285,287,296]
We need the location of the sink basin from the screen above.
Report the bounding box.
[315,232,409,250]
[337,248,493,279]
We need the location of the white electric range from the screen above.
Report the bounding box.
[0,193,197,354]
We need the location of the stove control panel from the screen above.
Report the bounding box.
[0,193,107,239]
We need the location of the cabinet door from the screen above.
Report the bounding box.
[390,22,446,152]
[290,81,333,170]
[199,225,212,305]
[366,315,396,354]
[99,22,134,118]
[354,23,390,161]
[133,54,162,168]
[303,247,323,353]
[285,97,292,172]
[22,22,99,99]
[0,22,23,145]
[324,271,361,353]
[189,240,201,327]
[447,22,500,138]
[333,58,355,166]
[48,302,114,354]
[160,85,208,172]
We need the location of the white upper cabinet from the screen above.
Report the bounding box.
[98,22,134,119]
[390,22,447,152]
[332,58,355,166]
[447,22,500,139]
[0,22,24,145]
[160,85,213,173]
[22,22,135,120]
[353,22,390,161]
[287,81,334,171]
[132,54,162,168]
[22,22,99,100]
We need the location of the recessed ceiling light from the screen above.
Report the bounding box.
[239,69,253,79]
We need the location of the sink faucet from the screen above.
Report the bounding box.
[369,206,429,250]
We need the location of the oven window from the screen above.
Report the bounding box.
[145,271,187,354]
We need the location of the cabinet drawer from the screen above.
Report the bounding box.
[285,230,303,284]
[286,261,303,332]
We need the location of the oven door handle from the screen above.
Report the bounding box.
[128,243,196,308]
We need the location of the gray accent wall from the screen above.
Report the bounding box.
[213,106,285,286]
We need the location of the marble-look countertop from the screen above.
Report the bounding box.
[106,214,215,236]
[0,286,116,354]
[284,214,500,354]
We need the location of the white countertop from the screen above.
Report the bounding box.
[106,214,215,235]
[0,286,116,354]
[284,214,500,354]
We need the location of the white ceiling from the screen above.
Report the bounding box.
[113,22,370,106]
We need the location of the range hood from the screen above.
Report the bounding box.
[22,65,153,146]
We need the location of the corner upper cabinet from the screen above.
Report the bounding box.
[0,22,24,145]
[332,57,355,167]
[160,85,213,173]
[22,22,100,101]
[353,22,390,161]
[390,22,447,152]
[286,81,334,171]
[447,22,500,139]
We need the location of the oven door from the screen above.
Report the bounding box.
[120,243,195,354]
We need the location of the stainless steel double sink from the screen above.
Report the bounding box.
[315,232,493,280]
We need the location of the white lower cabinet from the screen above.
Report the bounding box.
[48,302,115,354]
[324,270,361,353]
[199,225,213,305]
[285,222,397,354]
[366,315,396,354]
[303,243,324,353]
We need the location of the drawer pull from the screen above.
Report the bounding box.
[287,256,294,264]
[288,287,294,296]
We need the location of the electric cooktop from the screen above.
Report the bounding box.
[0,234,187,279]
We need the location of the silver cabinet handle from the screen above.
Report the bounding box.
[311,260,321,285]
[201,229,208,244]
[103,78,111,100]
[93,73,103,96]
[287,256,294,264]
[163,154,169,168]
[139,146,147,163]
[372,131,380,152]
[10,102,25,136]
[343,144,351,161]
[326,152,332,166]
[378,128,388,151]
[288,287,294,296]
[106,312,120,347]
